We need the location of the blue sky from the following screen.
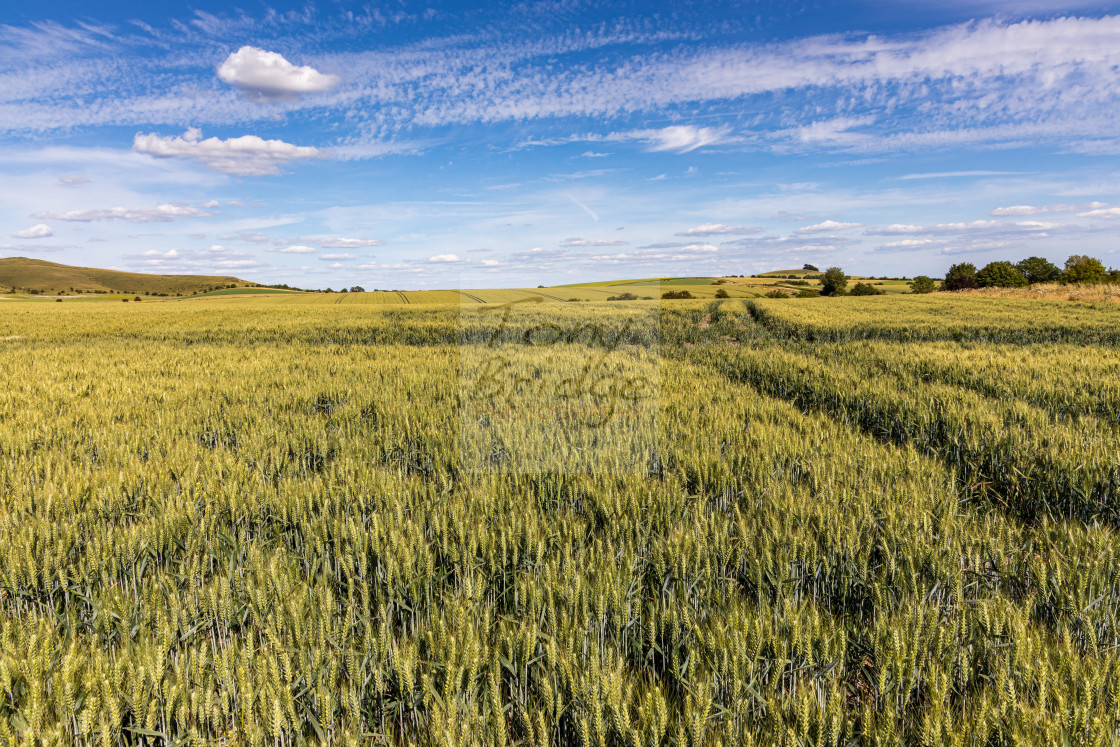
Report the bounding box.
[2,1,1120,288]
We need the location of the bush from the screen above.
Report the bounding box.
[909,276,937,294]
[1062,255,1107,284]
[661,290,695,300]
[607,292,640,301]
[820,267,848,296]
[1015,256,1061,284]
[976,262,1028,288]
[943,263,979,291]
[714,288,730,298]
[850,282,885,296]
[765,289,791,299]
[797,289,820,298]
[134,296,143,302]
[803,263,819,272]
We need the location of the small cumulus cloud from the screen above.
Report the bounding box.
[272,245,318,254]
[796,220,863,234]
[12,224,53,238]
[133,128,322,176]
[992,203,1101,216]
[675,223,761,237]
[428,253,462,262]
[320,253,356,260]
[217,46,339,102]
[1078,207,1120,218]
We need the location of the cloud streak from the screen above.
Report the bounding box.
[133,128,323,175]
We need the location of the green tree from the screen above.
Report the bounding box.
[976,261,1028,288]
[1015,256,1060,284]
[802,263,819,272]
[849,282,885,296]
[943,263,979,291]
[820,267,848,296]
[909,275,937,294]
[1062,255,1107,284]
[714,288,730,298]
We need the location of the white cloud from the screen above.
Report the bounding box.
[991,205,1044,216]
[613,126,734,153]
[11,223,52,238]
[201,200,221,208]
[797,220,863,234]
[58,175,89,187]
[321,253,356,260]
[1078,207,1120,218]
[874,220,1057,235]
[35,204,209,223]
[274,245,318,254]
[560,237,629,247]
[675,223,760,237]
[428,253,462,262]
[900,171,1024,180]
[480,259,501,266]
[132,128,323,176]
[217,46,340,102]
[209,244,225,252]
[307,237,384,248]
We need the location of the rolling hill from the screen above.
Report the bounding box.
[0,257,251,296]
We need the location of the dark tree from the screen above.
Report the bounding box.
[1062,255,1107,284]
[849,282,885,296]
[802,264,820,272]
[819,267,848,296]
[975,262,1028,288]
[943,263,979,291]
[1015,256,1060,284]
[909,276,936,294]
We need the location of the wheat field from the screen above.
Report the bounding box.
[0,295,1118,745]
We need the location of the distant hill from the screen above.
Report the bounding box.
[0,257,251,296]
[754,268,824,278]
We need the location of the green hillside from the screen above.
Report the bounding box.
[0,257,250,296]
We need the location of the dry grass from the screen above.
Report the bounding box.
[956,282,1120,302]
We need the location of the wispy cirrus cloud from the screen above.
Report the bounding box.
[4,13,1119,157]
[34,203,209,222]
[560,237,629,247]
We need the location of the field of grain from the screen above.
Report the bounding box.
[0,296,1118,745]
